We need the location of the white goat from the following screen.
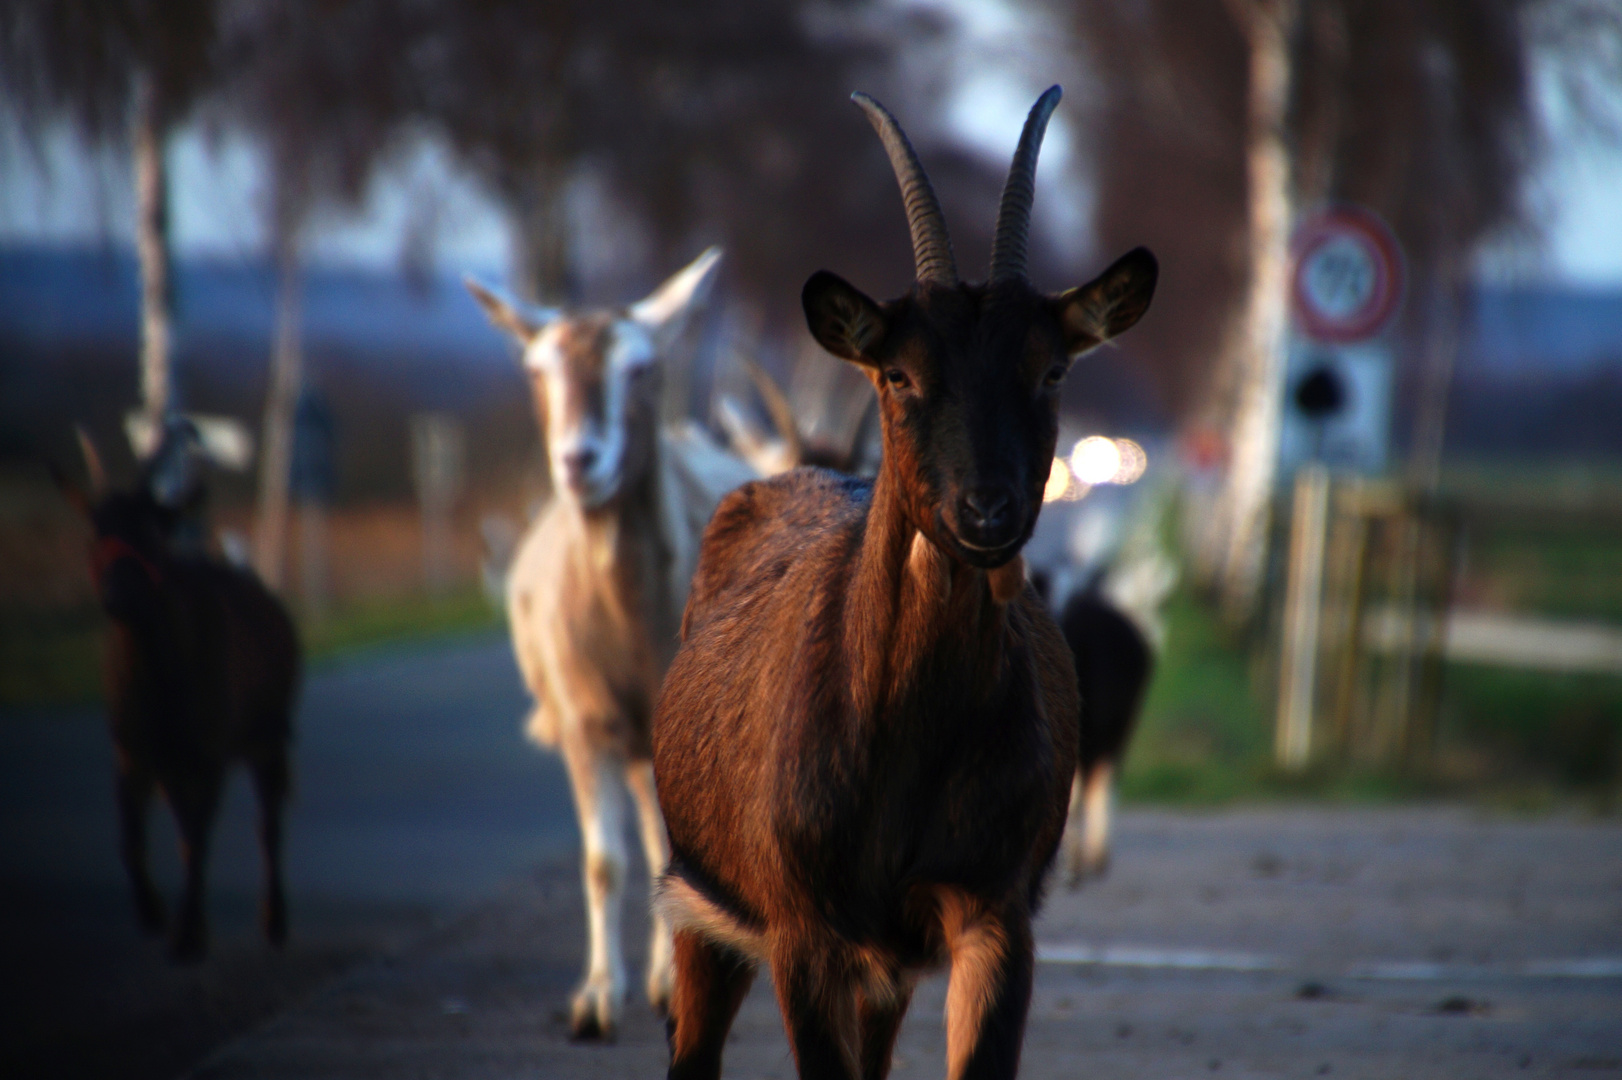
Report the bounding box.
[466,248,755,1040]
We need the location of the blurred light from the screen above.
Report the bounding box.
[1043,457,1073,503]
[1070,436,1122,485]
[1111,438,1148,484]
[1044,457,1091,503]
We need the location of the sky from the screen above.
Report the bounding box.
[2,6,1620,288]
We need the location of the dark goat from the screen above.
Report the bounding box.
[1051,582,1153,885]
[652,88,1156,1080]
[61,434,300,961]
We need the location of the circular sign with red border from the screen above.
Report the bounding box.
[1290,205,1404,343]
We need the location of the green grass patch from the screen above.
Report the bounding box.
[1115,586,1622,807]
[299,589,503,666]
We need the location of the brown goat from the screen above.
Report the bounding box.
[62,433,300,962]
[652,88,1156,1079]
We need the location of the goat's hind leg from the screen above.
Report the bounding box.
[857,981,914,1080]
[772,946,862,1080]
[116,765,165,934]
[251,752,291,947]
[1064,760,1115,887]
[627,758,674,1014]
[666,930,755,1080]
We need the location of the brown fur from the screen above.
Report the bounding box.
[652,97,1154,1077]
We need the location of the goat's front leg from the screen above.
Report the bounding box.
[167,772,223,963]
[941,896,1034,1080]
[666,930,756,1080]
[627,758,674,1014]
[115,764,164,934]
[562,739,633,1040]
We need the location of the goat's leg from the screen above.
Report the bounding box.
[251,753,291,947]
[626,758,674,1014]
[856,983,913,1080]
[1081,759,1115,877]
[773,946,861,1080]
[666,930,755,1080]
[941,902,1034,1080]
[562,741,633,1040]
[1062,768,1087,888]
[1064,760,1115,887]
[115,765,165,934]
[167,774,223,963]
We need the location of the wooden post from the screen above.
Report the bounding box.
[1276,463,1330,769]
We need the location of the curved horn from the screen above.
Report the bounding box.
[851,92,958,286]
[989,85,1062,285]
[74,425,106,496]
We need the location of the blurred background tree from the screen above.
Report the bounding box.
[1066,0,1552,619]
[0,0,222,432]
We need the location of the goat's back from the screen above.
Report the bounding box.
[1056,591,1151,770]
[106,558,299,769]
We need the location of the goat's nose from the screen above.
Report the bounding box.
[562,446,597,477]
[960,488,1014,533]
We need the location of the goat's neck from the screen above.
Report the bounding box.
[845,467,1012,717]
[555,448,673,629]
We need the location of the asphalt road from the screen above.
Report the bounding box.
[4,635,1620,1079]
[0,633,575,1080]
[188,805,1622,1080]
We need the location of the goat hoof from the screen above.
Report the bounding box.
[568,1010,617,1043]
[262,898,288,948]
[569,979,622,1042]
[134,890,166,934]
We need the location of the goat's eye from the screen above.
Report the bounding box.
[1043,364,1067,387]
[883,368,911,390]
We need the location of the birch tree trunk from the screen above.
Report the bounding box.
[1213,0,1299,622]
[132,72,172,437]
[254,227,303,590]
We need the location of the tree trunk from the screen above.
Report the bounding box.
[132,72,172,437]
[1407,257,1461,498]
[254,228,303,590]
[1213,0,1299,623]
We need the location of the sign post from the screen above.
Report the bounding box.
[1275,206,1404,769]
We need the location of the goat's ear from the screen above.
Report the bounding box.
[802,271,887,366]
[464,276,552,345]
[1054,247,1157,358]
[629,246,723,351]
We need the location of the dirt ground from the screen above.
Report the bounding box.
[188,807,1622,1080]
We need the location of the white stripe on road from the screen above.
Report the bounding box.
[1037,944,1281,971]
[1038,943,1622,980]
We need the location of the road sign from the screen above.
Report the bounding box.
[1291,206,1404,343]
[1278,339,1393,475]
